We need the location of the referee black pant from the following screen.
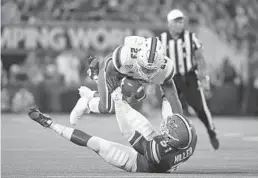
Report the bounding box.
[173,71,214,131]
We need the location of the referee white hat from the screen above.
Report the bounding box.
[167,9,184,22]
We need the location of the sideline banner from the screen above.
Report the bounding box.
[1,22,164,53]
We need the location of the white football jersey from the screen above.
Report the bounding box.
[112,45,175,84]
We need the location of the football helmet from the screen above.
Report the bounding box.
[137,37,166,80]
[160,114,193,149]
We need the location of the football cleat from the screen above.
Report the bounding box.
[28,108,52,128]
[208,129,220,150]
[70,86,95,125]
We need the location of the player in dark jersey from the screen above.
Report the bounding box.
[28,77,197,173]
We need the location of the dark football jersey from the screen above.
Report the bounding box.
[132,127,197,173]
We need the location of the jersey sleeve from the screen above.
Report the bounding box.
[128,130,167,164]
[129,130,147,155]
[163,56,175,84]
[112,46,123,71]
[144,136,174,164]
[112,45,134,75]
[192,33,202,51]
[129,131,176,165]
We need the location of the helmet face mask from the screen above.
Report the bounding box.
[136,37,165,81]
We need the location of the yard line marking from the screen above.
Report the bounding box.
[223,133,242,137]
[242,136,258,142]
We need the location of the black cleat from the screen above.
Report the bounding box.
[28,108,52,128]
[208,129,220,150]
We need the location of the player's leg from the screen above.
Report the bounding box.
[184,72,219,149]
[29,108,139,172]
[69,86,96,125]
[70,56,113,125]
[88,68,115,114]
[111,88,157,142]
[69,71,114,125]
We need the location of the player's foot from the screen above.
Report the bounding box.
[208,129,219,150]
[28,108,52,128]
[78,86,95,99]
[70,86,95,125]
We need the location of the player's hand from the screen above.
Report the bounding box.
[106,76,120,93]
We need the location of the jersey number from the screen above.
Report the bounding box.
[131,48,139,59]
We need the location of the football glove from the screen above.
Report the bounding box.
[106,76,120,93]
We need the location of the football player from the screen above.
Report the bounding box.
[28,77,197,173]
[70,36,183,128]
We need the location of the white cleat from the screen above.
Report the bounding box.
[78,86,95,98]
[70,86,95,126]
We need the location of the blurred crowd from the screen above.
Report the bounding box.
[1,50,100,113]
[2,0,258,50]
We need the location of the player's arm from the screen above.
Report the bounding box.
[105,57,122,79]
[160,57,183,115]
[128,130,163,164]
[104,46,130,81]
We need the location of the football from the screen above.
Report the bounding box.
[121,78,146,104]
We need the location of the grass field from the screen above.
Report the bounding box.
[1,113,258,178]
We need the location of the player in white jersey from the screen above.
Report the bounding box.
[70,36,183,127]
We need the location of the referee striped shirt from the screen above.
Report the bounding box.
[160,30,202,75]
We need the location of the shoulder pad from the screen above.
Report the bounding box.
[112,46,133,73]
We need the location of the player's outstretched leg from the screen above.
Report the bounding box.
[29,108,138,172]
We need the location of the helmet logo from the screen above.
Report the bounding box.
[167,119,179,142]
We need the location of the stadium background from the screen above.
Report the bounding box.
[1,0,258,115]
[1,1,258,178]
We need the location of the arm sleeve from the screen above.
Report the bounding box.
[161,79,183,115]
[112,45,134,75]
[129,131,162,164]
[129,130,147,155]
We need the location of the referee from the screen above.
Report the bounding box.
[160,9,219,150]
